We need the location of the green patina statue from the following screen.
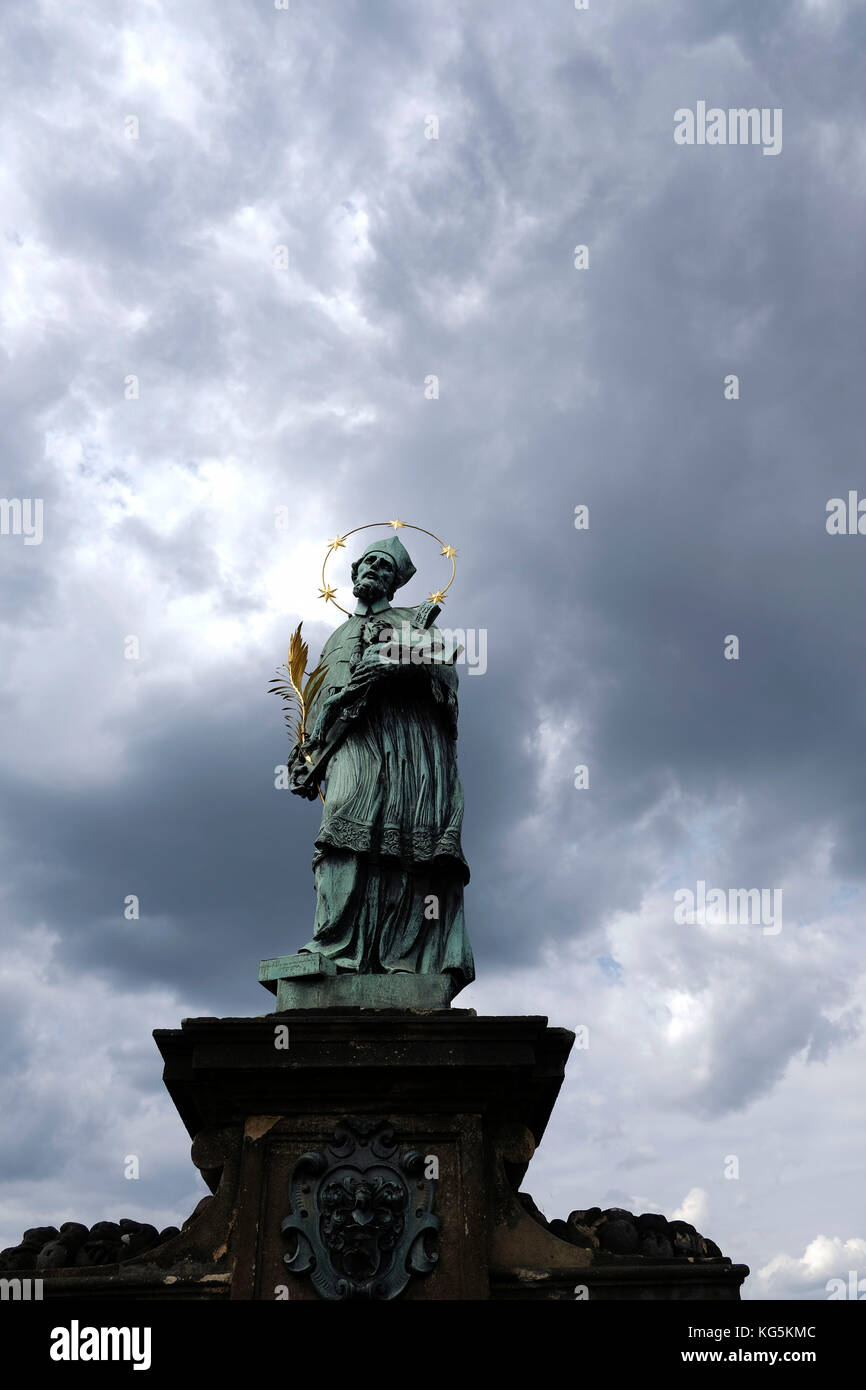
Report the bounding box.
[282,534,474,999]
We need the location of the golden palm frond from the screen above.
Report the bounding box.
[303,663,328,711]
[268,623,328,747]
[287,624,308,702]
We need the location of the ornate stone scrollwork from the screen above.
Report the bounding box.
[282,1116,439,1300]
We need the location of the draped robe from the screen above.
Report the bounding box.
[294,601,474,991]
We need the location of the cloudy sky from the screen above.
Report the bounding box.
[1,0,865,1300]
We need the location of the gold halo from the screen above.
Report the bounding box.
[319,520,457,617]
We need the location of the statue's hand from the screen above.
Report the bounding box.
[288,759,320,800]
[287,743,322,800]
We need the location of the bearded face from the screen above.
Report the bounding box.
[352,552,398,603]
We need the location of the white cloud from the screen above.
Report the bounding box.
[755,1235,866,1300]
[672,1186,709,1227]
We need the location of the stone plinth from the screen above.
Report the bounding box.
[23,1009,748,1300]
[152,1008,571,1301]
[258,953,457,1009]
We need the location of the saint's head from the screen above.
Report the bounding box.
[351,536,416,603]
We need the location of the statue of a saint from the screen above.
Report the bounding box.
[287,535,474,994]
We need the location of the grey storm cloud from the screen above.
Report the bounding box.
[0,0,864,1293]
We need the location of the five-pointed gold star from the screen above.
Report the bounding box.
[440,543,457,559]
[318,584,338,603]
[388,518,405,529]
[428,590,446,604]
[327,535,346,550]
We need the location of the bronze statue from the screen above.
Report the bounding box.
[272,525,474,998]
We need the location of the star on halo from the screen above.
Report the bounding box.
[327,535,346,550]
[388,518,405,529]
[428,590,446,604]
[318,584,338,603]
[440,543,457,559]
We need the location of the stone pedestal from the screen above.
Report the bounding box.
[153,1008,571,1300]
[20,1007,748,1300]
[148,1008,748,1300]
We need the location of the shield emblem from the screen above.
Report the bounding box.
[282,1116,439,1300]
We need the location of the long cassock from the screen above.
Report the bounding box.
[296,593,474,992]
